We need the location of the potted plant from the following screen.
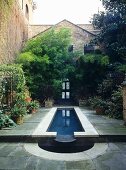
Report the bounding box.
[0,113,15,129]
[11,104,27,124]
[45,98,54,108]
[24,86,32,103]
[27,100,39,114]
[93,98,107,114]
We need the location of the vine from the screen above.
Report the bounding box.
[0,0,15,59]
[0,0,14,19]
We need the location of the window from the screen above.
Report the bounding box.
[62,79,70,100]
[66,82,70,90]
[66,92,70,99]
[62,82,65,90]
[84,44,94,54]
[62,92,65,99]
[25,4,29,20]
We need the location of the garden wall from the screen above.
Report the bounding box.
[0,0,31,64]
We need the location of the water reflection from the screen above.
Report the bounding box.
[62,110,71,127]
[62,110,65,117]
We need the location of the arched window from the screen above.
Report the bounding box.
[25,4,29,20]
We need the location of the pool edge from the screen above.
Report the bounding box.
[32,107,99,138]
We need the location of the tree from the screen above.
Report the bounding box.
[70,53,109,100]
[92,0,126,62]
[16,28,73,101]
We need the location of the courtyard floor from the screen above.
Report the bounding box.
[0,107,126,170]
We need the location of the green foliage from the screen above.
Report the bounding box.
[92,0,126,62]
[16,52,35,64]
[27,100,40,111]
[88,86,123,119]
[105,87,123,119]
[0,111,15,129]
[0,64,25,93]
[0,64,27,120]
[72,54,109,99]
[81,54,109,65]
[11,105,26,117]
[117,64,126,72]
[88,96,107,110]
[17,28,72,101]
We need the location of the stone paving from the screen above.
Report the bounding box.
[0,107,126,170]
[0,108,50,136]
[80,108,126,136]
[0,142,126,170]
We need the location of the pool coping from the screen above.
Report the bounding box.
[32,107,99,138]
[24,142,108,161]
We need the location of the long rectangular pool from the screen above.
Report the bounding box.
[47,108,84,135]
[32,107,99,138]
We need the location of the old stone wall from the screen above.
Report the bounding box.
[29,25,52,38]
[30,20,95,53]
[53,20,95,53]
[0,0,32,64]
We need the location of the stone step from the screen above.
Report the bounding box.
[0,134,126,143]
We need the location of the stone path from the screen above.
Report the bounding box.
[0,142,126,170]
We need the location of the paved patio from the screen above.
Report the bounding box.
[0,107,126,170]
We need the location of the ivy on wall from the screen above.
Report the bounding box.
[0,0,15,63]
[0,0,14,20]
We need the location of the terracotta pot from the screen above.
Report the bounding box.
[31,109,37,114]
[12,116,24,125]
[95,107,104,114]
[25,97,32,103]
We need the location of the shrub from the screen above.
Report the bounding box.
[0,64,27,124]
[105,87,123,119]
[27,100,40,113]
[0,110,15,129]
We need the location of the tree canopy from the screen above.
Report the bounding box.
[16,28,73,101]
[92,0,126,62]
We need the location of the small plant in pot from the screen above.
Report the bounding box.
[11,105,27,125]
[45,98,54,108]
[27,100,39,114]
[24,86,32,103]
[92,97,107,114]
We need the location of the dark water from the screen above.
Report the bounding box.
[38,140,94,153]
[47,108,84,135]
